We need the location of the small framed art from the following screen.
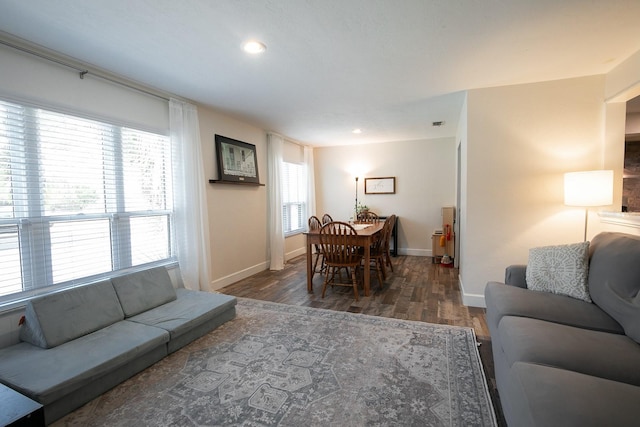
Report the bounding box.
[214,134,260,184]
[365,177,396,194]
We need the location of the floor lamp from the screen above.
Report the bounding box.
[564,170,613,241]
[354,176,359,218]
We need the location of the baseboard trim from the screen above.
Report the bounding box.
[458,275,486,308]
[210,261,268,291]
[285,247,306,261]
[398,248,430,257]
[210,248,443,291]
[210,246,308,291]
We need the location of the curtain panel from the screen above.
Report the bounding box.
[304,146,316,220]
[267,133,285,270]
[169,99,212,291]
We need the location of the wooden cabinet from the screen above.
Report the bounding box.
[432,232,455,261]
[432,207,455,264]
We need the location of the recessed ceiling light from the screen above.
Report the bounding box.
[352,128,362,134]
[242,40,267,54]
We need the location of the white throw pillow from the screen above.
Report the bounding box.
[526,241,591,302]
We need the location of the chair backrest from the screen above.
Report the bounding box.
[372,215,395,254]
[308,216,323,251]
[382,214,396,251]
[357,211,378,223]
[322,213,333,224]
[319,221,361,265]
[308,215,322,231]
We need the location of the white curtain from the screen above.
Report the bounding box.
[267,132,285,270]
[304,146,316,222]
[169,98,212,291]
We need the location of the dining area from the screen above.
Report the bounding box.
[304,213,397,301]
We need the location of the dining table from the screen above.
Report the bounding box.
[304,221,385,297]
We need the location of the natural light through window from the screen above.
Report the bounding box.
[282,162,307,235]
[0,98,175,300]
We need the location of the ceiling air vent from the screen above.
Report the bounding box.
[432,121,445,127]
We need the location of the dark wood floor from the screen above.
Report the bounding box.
[219,254,490,339]
[219,253,505,425]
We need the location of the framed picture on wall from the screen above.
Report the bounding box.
[365,177,396,194]
[214,134,260,184]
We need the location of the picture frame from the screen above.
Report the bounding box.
[365,177,396,194]
[214,134,260,184]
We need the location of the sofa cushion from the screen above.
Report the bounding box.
[485,281,623,335]
[111,267,177,317]
[588,232,640,344]
[127,289,236,340]
[526,241,591,302]
[504,264,527,288]
[498,315,640,386]
[505,362,640,427]
[19,280,124,349]
[0,320,168,405]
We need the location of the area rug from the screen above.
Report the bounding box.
[54,298,496,426]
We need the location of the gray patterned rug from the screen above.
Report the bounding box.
[54,298,496,426]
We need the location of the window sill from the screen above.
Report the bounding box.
[0,260,179,314]
[284,230,305,238]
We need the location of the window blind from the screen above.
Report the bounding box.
[0,98,174,301]
[282,161,307,235]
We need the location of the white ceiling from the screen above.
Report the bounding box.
[1,0,639,147]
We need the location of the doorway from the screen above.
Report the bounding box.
[623,95,640,212]
[455,142,462,268]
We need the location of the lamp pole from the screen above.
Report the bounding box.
[354,176,359,219]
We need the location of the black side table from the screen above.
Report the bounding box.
[0,383,44,427]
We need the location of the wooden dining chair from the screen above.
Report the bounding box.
[356,211,378,223]
[319,221,363,300]
[321,213,333,224]
[365,228,386,287]
[308,215,325,279]
[383,214,396,273]
[362,215,394,288]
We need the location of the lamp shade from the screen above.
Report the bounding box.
[564,170,613,207]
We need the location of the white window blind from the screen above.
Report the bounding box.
[0,98,174,301]
[282,161,307,235]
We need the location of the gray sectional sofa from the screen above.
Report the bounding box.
[0,266,236,424]
[485,232,640,426]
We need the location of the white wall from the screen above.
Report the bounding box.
[0,42,287,294]
[0,43,283,346]
[605,49,640,103]
[627,113,640,134]
[0,43,168,133]
[197,114,307,289]
[455,49,640,308]
[197,107,270,289]
[2,34,639,328]
[456,95,468,271]
[460,75,612,306]
[0,43,171,347]
[314,138,456,255]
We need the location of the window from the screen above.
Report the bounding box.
[281,162,307,235]
[0,98,174,301]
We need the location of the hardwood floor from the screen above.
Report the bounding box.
[219,253,506,425]
[219,254,490,339]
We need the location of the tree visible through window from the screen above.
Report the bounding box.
[0,98,174,300]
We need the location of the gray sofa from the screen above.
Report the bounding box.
[0,266,236,424]
[485,232,640,426]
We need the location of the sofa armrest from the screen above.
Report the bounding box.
[505,264,527,288]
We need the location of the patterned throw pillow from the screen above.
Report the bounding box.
[525,241,591,302]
